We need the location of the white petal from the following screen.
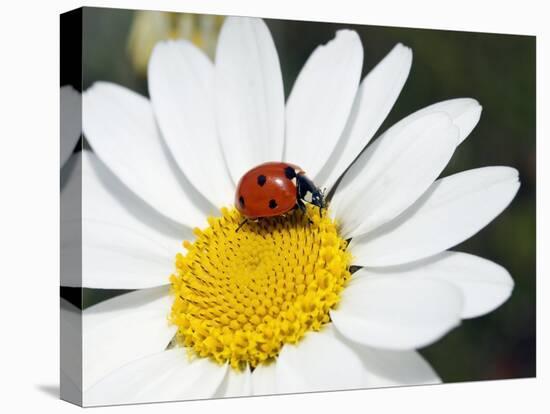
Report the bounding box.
[215,366,252,398]
[61,370,81,403]
[331,98,482,227]
[215,17,285,183]
[332,112,459,238]
[81,220,174,289]
[61,154,84,288]
[275,325,367,394]
[60,152,81,223]
[61,298,82,396]
[254,328,439,395]
[62,151,190,289]
[83,82,212,228]
[60,220,82,288]
[148,40,234,207]
[339,334,441,386]
[427,252,514,318]
[84,348,227,406]
[60,85,81,168]
[316,44,412,190]
[82,150,190,250]
[331,274,463,350]
[350,167,520,266]
[376,98,481,148]
[358,251,514,319]
[250,362,277,396]
[409,98,483,145]
[285,30,363,178]
[82,287,177,391]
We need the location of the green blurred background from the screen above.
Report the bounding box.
[77,8,536,384]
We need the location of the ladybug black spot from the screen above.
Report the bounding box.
[268,199,278,209]
[284,166,296,180]
[239,196,245,208]
[257,174,266,186]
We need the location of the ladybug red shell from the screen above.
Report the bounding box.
[235,162,325,219]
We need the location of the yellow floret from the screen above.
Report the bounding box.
[169,205,351,370]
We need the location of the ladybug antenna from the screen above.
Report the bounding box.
[235,218,248,233]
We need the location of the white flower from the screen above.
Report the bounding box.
[127,11,224,76]
[62,16,519,406]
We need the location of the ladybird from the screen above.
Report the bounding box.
[235,162,325,222]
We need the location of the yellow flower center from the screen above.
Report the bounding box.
[169,205,351,370]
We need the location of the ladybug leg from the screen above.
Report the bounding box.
[296,198,313,225]
[318,187,327,217]
[295,177,312,224]
[235,218,249,232]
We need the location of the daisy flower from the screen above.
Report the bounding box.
[127,11,224,76]
[61,16,519,406]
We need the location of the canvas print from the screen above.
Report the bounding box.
[60,7,536,407]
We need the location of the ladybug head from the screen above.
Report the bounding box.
[296,173,326,213]
[311,188,326,210]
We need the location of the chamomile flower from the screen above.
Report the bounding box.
[62,16,519,406]
[127,11,223,76]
